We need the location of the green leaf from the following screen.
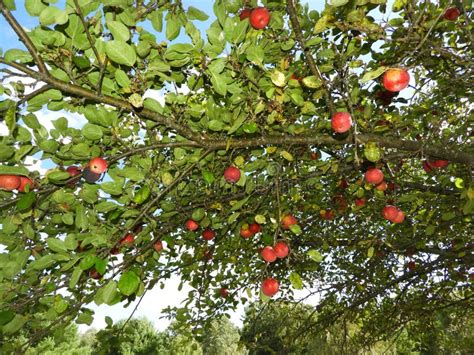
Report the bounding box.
[95,281,117,305]
[39,7,68,26]
[187,6,209,21]
[208,119,225,131]
[30,255,55,270]
[105,40,137,66]
[289,224,302,235]
[202,170,215,185]
[82,123,103,140]
[118,271,140,296]
[69,267,83,289]
[302,76,322,89]
[4,49,32,64]
[308,250,323,262]
[280,150,294,162]
[16,192,35,211]
[0,310,15,326]
[121,167,145,181]
[2,314,27,335]
[192,208,205,221]
[271,70,286,87]
[231,197,249,211]
[166,13,181,40]
[80,255,96,270]
[330,0,350,6]
[133,185,150,204]
[289,272,303,290]
[25,0,47,16]
[361,67,387,83]
[106,20,130,42]
[367,246,375,258]
[47,238,68,253]
[48,171,71,182]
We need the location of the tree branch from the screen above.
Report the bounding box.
[0,1,48,74]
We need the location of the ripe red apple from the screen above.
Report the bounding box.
[331,112,352,133]
[249,7,270,29]
[82,167,101,183]
[365,168,384,185]
[322,209,335,220]
[261,246,277,263]
[154,240,163,252]
[375,181,388,191]
[240,226,253,238]
[338,179,349,189]
[383,68,410,92]
[119,233,134,247]
[281,214,297,230]
[248,223,261,234]
[392,210,405,224]
[355,198,366,207]
[422,160,433,173]
[185,219,199,231]
[382,205,398,221]
[262,278,279,297]
[89,268,101,280]
[66,166,81,176]
[407,261,416,272]
[239,8,252,20]
[202,228,215,241]
[223,166,241,183]
[431,160,449,168]
[0,175,21,191]
[274,241,289,259]
[220,287,229,298]
[89,157,108,174]
[18,176,34,192]
[444,7,460,21]
[310,152,320,160]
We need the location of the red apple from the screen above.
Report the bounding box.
[261,246,277,263]
[249,7,270,30]
[0,175,21,191]
[365,168,384,185]
[154,240,163,252]
[202,228,215,241]
[338,179,349,189]
[382,205,398,221]
[431,160,449,168]
[89,157,108,174]
[185,219,199,231]
[331,112,352,133]
[220,287,229,298]
[119,233,134,247]
[444,7,460,21]
[322,209,335,220]
[392,210,405,224]
[239,8,252,20]
[281,214,297,230]
[310,152,320,160]
[383,68,410,92]
[89,269,101,280]
[18,176,34,192]
[407,261,416,272]
[110,247,119,255]
[355,198,366,207]
[240,226,253,239]
[375,181,388,191]
[66,166,81,176]
[262,278,279,297]
[224,166,241,183]
[274,241,289,259]
[422,160,433,173]
[249,223,261,234]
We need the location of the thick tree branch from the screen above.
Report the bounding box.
[287,0,335,114]
[0,1,48,74]
[0,58,203,142]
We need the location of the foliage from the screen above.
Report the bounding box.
[0,0,472,351]
[201,316,246,355]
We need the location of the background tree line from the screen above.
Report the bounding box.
[5,300,473,354]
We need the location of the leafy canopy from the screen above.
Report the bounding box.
[0,0,472,350]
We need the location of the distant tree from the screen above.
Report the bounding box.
[93,317,167,355]
[201,316,247,355]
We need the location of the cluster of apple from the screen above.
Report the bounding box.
[239,6,270,30]
[0,174,34,192]
[422,159,449,173]
[364,167,405,223]
[331,68,410,134]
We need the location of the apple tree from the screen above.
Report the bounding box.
[0,0,472,351]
